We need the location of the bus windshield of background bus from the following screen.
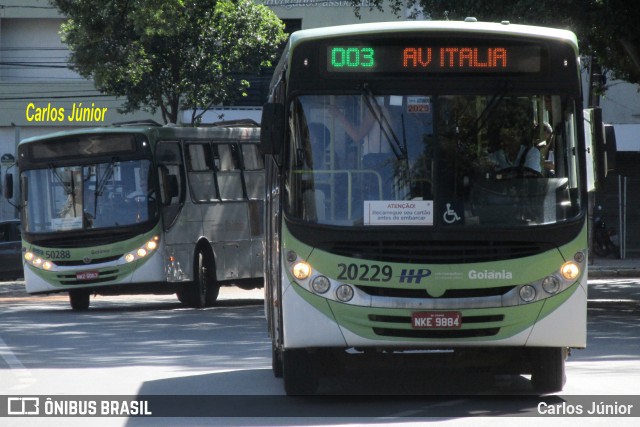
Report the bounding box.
[285,94,581,227]
[22,159,158,233]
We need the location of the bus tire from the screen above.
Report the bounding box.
[176,291,186,304]
[182,249,211,308]
[204,253,220,306]
[69,290,90,311]
[530,347,567,393]
[205,281,220,306]
[282,349,318,395]
[272,344,283,378]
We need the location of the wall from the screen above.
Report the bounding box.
[260,1,410,29]
[0,2,162,220]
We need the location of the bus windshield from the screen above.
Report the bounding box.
[286,93,580,228]
[22,159,158,233]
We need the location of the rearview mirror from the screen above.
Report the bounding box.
[3,173,12,199]
[260,103,284,155]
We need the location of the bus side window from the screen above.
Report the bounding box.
[241,144,265,200]
[156,141,185,229]
[215,144,243,200]
[186,143,217,202]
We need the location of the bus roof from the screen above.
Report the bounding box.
[270,20,579,90]
[19,124,261,145]
[287,20,578,49]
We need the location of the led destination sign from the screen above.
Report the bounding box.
[327,44,542,73]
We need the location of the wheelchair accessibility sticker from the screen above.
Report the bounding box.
[442,202,463,225]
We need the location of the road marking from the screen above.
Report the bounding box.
[0,335,36,390]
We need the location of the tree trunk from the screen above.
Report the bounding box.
[588,56,603,108]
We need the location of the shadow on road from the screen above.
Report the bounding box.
[124,367,555,425]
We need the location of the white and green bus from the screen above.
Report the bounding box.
[6,122,264,310]
[260,21,608,394]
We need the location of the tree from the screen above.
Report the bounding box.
[348,0,640,89]
[52,0,287,124]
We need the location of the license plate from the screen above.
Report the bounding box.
[76,271,99,280]
[412,311,462,329]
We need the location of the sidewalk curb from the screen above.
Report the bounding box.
[588,268,640,279]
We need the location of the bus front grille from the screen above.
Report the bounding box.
[322,240,552,264]
[356,285,515,299]
[372,327,501,339]
[55,255,122,266]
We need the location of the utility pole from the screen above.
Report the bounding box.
[588,56,604,107]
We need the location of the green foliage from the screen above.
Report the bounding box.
[52,0,286,124]
[348,0,640,86]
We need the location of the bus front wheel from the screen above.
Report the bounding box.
[191,250,210,308]
[69,290,90,311]
[179,250,215,308]
[530,347,567,393]
[282,349,318,395]
[272,344,283,378]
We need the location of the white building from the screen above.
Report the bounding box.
[0,1,162,219]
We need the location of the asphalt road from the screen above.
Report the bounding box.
[1,278,639,427]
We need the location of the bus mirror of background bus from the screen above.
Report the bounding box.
[603,124,617,174]
[159,166,179,205]
[261,102,285,155]
[589,107,616,185]
[2,172,12,200]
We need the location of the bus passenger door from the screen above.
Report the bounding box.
[242,143,266,280]
[156,141,192,281]
[156,142,186,230]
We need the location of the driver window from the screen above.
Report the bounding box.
[156,141,184,228]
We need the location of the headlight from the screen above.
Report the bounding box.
[560,261,580,281]
[286,252,364,305]
[512,250,585,305]
[311,276,331,294]
[292,261,311,280]
[542,276,561,294]
[336,284,354,302]
[519,285,536,302]
[124,236,159,263]
[24,252,53,271]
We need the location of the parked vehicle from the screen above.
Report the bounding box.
[593,205,619,258]
[0,219,23,281]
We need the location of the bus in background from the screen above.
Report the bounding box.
[261,21,609,394]
[4,121,263,310]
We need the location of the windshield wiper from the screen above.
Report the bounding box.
[93,159,117,220]
[95,159,116,197]
[50,165,81,218]
[465,82,511,141]
[49,165,74,195]
[361,85,407,161]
